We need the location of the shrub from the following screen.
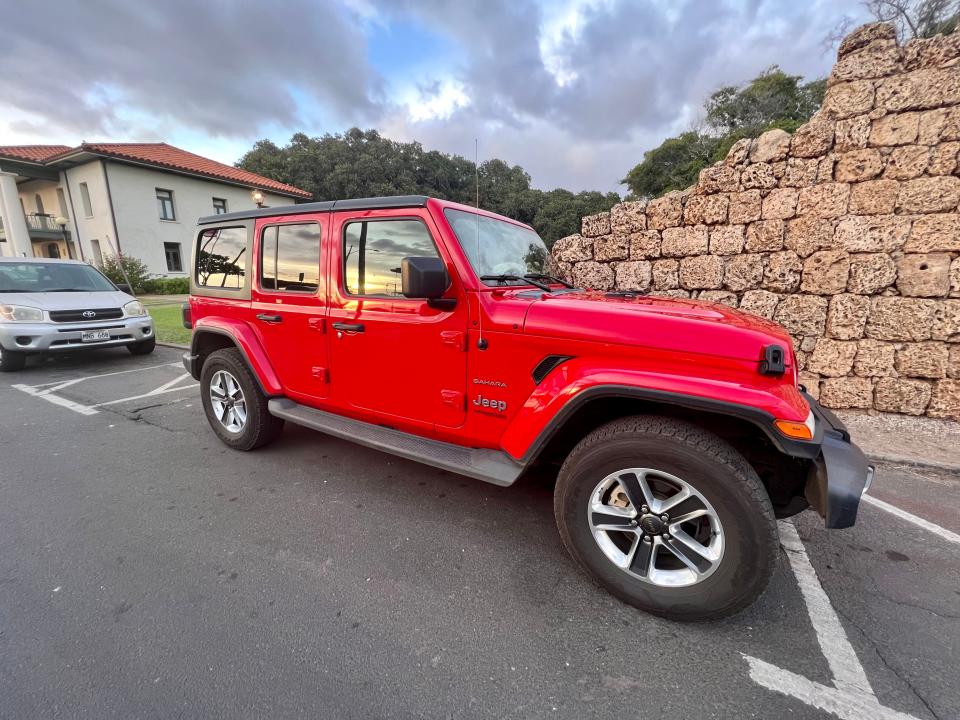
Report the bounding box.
[101,254,150,292]
[141,277,189,294]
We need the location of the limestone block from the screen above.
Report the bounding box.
[679,255,724,290]
[855,339,897,377]
[928,380,960,420]
[652,259,679,290]
[798,183,850,218]
[932,300,960,341]
[866,297,936,340]
[709,225,745,255]
[697,164,740,194]
[808,339,858,377]
[615,261,653,292]
[801,250,851,295]
[740,163,778,190]
[848,179,900,214]
[764,250,803,292]
[728,190,762,224]
[822,80,875,119]
[848,253,897,294]
[647,192,683,230]
[928,141,960,176]
[553,234,592,262]
[739,289,780,319]
[883,145,930,179]
[784,216,834,257]
[610,201,648,234]
[745,219,784,252]
[723,254,765,292]
[827,294,870,340]
[874,378,932,414]
[629,230,662,259]
[918,106,960,144]
[834,215,910,252]
[697,290,738,307]
[780,158,820,187]
[834,148,884,181]
[661,225,708,257]
[594,235,629,262]
[869,112,920,146]
[761,188,799,220]
[835,115,872,152]
[581,212,611,237]
[819,377,874,409]
[896,342,949,378]
[774,294,829,335]
[791,114,836,157]
[572,261,615,290]
[904,214,960,252]
[831,39,902,84]
[683,194,729,225]
[895,253,951,297]
[875,68,960,113]
[749,129,792,163]
[837,23,896,58]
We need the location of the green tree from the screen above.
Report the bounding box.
[622,67,826,199]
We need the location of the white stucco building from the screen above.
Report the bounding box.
[0,143,310,275]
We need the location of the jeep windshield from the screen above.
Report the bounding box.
[0,262,117,293]
[444,208,558,287]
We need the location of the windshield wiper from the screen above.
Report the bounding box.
[0,288,34,293]
[523,273,575,289]
[480,274,552,292]
[42,288,87,292]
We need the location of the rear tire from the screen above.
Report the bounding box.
[0,346,26,372]
[127,337,156,355]
[200,348,284,450]
[554,415,778,622]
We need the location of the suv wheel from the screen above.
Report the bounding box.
[554,415,777,622]
[200,348,284,450]
[127,337,156,355]
[0,346,26,372]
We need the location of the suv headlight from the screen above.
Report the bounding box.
[0,304,43,323]
[123,300,147,317]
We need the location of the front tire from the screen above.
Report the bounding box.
[200,348,284,450]
[127,337,156,355]
[554,415,778,622]
[0,346,26,372]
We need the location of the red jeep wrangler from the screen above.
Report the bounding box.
[182,195,872,621]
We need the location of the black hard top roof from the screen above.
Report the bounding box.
[197,195,429,225]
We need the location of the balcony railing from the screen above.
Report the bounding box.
[26,213,65,232]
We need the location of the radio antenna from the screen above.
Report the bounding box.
[475,137,487,350]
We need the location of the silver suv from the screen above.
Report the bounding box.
[0,257,155,371]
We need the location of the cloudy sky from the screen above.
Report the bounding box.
[1,0,869,193]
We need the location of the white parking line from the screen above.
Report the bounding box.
[744,520,923,720]
[12,383,100,416]
[29,362,181,388]
[93,382,198,408]
[862,494,960,546]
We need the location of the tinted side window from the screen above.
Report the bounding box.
[261,223,321,292]
[196,226,247,289]
[343,219,438,297]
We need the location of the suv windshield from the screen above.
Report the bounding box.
[444,208,556,286]
[0,262,117,293]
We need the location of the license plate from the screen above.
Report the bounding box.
[81,330,111,343]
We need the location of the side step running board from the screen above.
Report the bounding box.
[268,398,524,487]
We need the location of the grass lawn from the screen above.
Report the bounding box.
[148,304,192,346]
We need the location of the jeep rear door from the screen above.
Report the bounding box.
[326,208,467,430]
[251,214,330,401]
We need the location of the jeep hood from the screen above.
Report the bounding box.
[521,290,794,364]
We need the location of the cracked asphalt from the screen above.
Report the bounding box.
[1,345,957,720]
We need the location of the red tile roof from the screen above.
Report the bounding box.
[62,143,312,198]
[0,145,73,163]
[0,142,311,199]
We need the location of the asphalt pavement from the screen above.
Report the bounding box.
[1,345,957,720]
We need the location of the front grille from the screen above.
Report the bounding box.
[57,324,125,333]
[49,308,123,323]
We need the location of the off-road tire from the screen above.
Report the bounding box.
[200,348,284,450]
[127,337,156,355]
[554,415,778,622]
[0,346,26,372]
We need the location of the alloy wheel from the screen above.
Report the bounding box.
[588,468,724,587]
[209,370,247,433]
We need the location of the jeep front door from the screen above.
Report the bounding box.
[327,211,467,430]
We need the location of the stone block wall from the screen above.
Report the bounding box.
[552,23,960,419]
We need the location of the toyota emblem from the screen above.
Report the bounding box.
[82,310,96,318]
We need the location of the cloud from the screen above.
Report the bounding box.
[0,0,383,138]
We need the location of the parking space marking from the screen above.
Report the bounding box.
[28,362,181,388]
[744,521,924,720]
[92,378,198,408]
[862,494,960,546]
[11,383,99,416]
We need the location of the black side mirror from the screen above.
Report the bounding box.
[401,256,450,300]
[117,283,132,294]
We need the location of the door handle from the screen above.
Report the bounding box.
[256,313,283,324]
[332,322,365,333]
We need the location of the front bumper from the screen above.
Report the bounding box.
[0,316,154,354]
[803,395,874,529]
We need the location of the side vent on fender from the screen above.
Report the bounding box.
[532,355,574,385]
[759,344,787,376]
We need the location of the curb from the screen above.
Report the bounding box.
[864,452,960,474]
[157,341,189,351]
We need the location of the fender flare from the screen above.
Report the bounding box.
[189,319,282,396]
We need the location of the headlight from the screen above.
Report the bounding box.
[123,300,147,317]
[0,304,43,323]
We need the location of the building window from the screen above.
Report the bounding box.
[57,188,69,217]
[90,239,104,267]
[343,219,439,297]
[35,194,46,215]
[261,223,320,292]
[164,242,184,273]
[196,226,246,289]
[212,198,228,214]
[156,189,176,221]
[79,182,93,217]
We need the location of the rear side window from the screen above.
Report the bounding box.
[261,223,321,293]
[196,226,247,289]
[343,219,438,297]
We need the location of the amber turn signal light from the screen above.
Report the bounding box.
[774,419,813,440]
